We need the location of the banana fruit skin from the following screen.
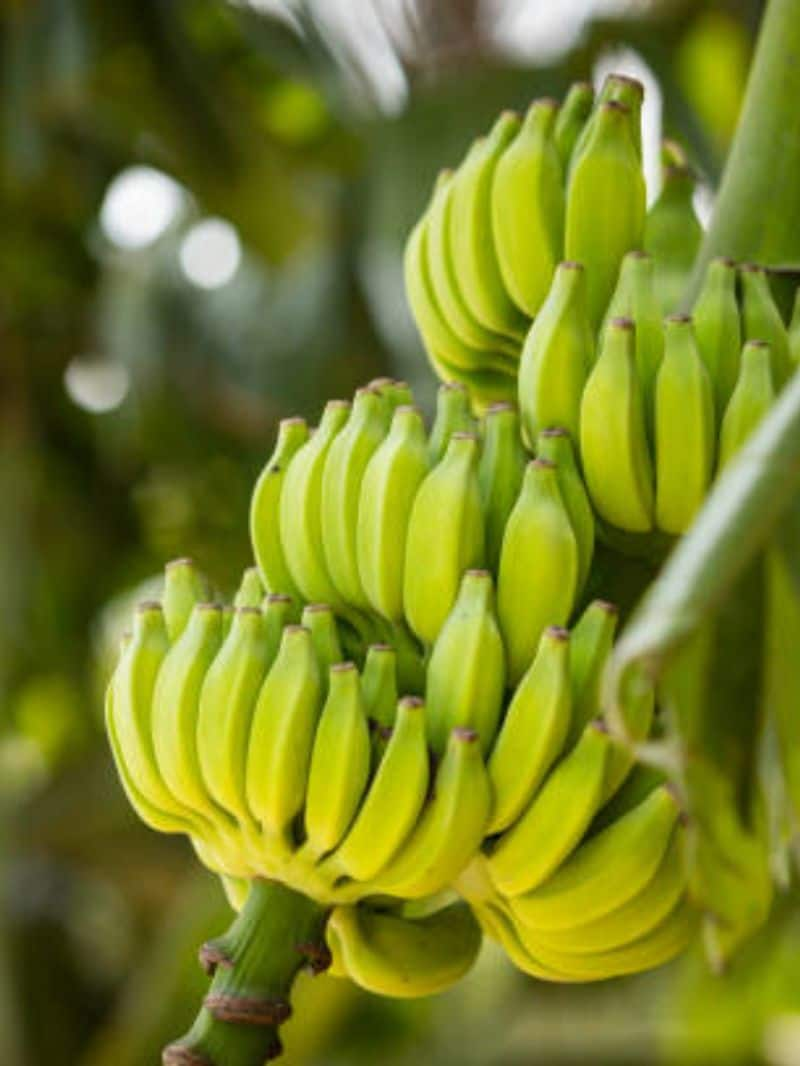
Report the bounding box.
[554,81,594,168]
[428,381,476,463]
[740,263,792,387]
[644,141,703,315]
[162,557,208,642]
[718,339,775,468]
[536,428,594,591]
[692,257,741,417]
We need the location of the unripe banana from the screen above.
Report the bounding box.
[376,379,414,411]
[580,316,654,531]
[324,696,429,882]
[518,261,593,445]
[262,593,294,661]
[404,432,485,645]
[326,902,481,998]
[565,101,646,326]
[162,558,207,642]
[360,643,398,733]
[536,428,594,591]
[740,263,792,387]
[371,726,491,899]
[654,314,715,534]
[718,339,775,468]
[554,81,594,168]
[603,250,664,420]
[497,458,579,685]
[300,602,342,677]
[250,416,310,599]
[357,404,430,622]
[196,606,271,826]
[449,115,529,339]
[644,141,703,314]
[428,382,475,464]
[566,599,618,745]
[303,662,371,858]
[322,387,390,609]
[234,566,265,609]
[478,403,527,571]
[427,352,516,411]
[246,624,322,841]
[789,287,800,370]
[491,98,564,317]
[280,400,351,606]
[510,785,682,931]
[571,74,643,169]
[426,569,506,755]
[692,257,742,417]
[487,625,572,835]
[487,721,611,897]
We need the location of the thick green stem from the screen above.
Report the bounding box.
[686,0,800,299]
[163,880,329,1066]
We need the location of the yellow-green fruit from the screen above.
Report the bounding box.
[491,98,564,317]
[566,599,618,745]
[300,603,343,682]
[162,558,208,642]
[644,143,703,315]
[654,314,715,533]
[426,570,506,755]
[571,73,643,171]
[718,339,775,468]
[603,250,664,420]
[741,264,792,387]
[498,458,579,685]
[428,381,476,463]
[692,257,742,416]
[536,428,594,591]
[518,261,593,446]
[554,81,594,168]
[580,316,654,532]
[478,403,527,571]
[360,643,398,733]
[234,567,264,610]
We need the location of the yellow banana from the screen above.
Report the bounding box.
[428,381,476,464]
[497,458,579,685]
[554,81,594,168]
[654,313,715,533]
[404,432,485,645]
[486,625,572,835]
[478,403,527,571]
[565,599,618,745]
[718,339,775,468]
[518,260,593,446]
[692,257,742,417]
[740,263,792,387]
[162,557,207,642]
[536,428,594,591]
[425,569,506,755]
[580,316,654,531]
[491,98,564,317]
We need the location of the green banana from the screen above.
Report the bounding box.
[379,379,414,411]
[654,313,715,533]
[740,263,792,386]
[536,428,594,590]
[323,696,429,883]
[162,557,207,642]
[491,98,564,317]
[234,566,264,609]
[322,386,389,609]
[603,250,664,420]
[303,662,371,858]
[487,722,611,897]
[571,74,643,170]
[250,416,310,599]
[326,903,482,998]
[497,458,579,685]
[580,316,654,532]
[425,569,506,755]
[280,399,351,605]
[517,261,593,446]
[449,115,529,339]
[300,603,343,678]
[360,643,398,733]
[566,100,646,326]
[566,599,618,745]
[478,403,527,571]
[486,625,572,835]
[404,431,485,645]
[357,404,430,622]
[246,624,322,842]
[510,785,682,931]
[644,141,703,314]
[718,339,775,468]
[196,606,271,826]
[692,257,742,417]
[428,381,476,464]
[370,727,491,899]
[554,81,594,168]
[426,349,517,410]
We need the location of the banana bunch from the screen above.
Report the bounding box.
[106,552,692,994]
[251,377,593,679]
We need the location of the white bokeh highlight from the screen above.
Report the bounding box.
[100,166,184,250]
[64,358,130,413]
[179,219,242,290]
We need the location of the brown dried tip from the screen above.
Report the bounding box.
[296,940,333,975]
[501,108,520,120]
[603,99,630,114]
[610,316,635,331]
[713,256,736,268]
[236,605,262,616]
[284,624,308,635]
[368,643,394,653]
[560,260,584,271]
[367,377,394,389]
[331,661,356,673]
[197,602,222,613]
[530,457,556,470]
[453,727,479,743]
[590,718,610,734]
[540,426,567,438]
[395,404,421,415]
[627,249,650,260]
[266,593,292,604]
[441,381,467,392]
[136,600,162,612]
[539,96,559,110]
[162,1043,214,1066]
[747,339,771,348]
[328,399,351,409]
[465,568,491,578]
[166,557,194,569]
[595,599,619,615]
[204,993,291,1027]
[486,401,514,414]
[451,431,478,441]
[665,312,692,324]
[608,73,643,94]
[740,262,761,273]
[303,603,333,613]
[399,696,424,710]
[546,626,570,642]
[280,416,306,427]
[198,941,233,976]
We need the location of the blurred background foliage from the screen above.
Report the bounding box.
[3,1,797,1063]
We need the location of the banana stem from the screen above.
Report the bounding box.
[163,880,329,1066]
[685,0,800,300]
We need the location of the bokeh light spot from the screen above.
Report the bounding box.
[100,166,184,249]
[179,218,242,290]
[64,357,130,413]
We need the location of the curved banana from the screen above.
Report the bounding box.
[603,250,664,421]
[478,403,527,571]
[536,428,594,591]
[233,566,264,609]
[300,603,343,678]
[654,314,715,534]
[326,903,482,998]
[565,599,618,745]
[740,263,792,387]
[250,416,309,600]
[426,569,506,755]
[692,257,742,417]
[492,98,564,317]
[404,432,485,645]
[718,339,775,468]
[360,643,398,733]
[497,458,579,685]
[428,381,476,464]
[644,141,703,315]
[487,625,572,835]
[426,347,517,410]
[518,261,593,446]
[357,404,430,622]
[162,557,208,642]
[487,721,611,897]
[580,316,654,532]
[554,81,594,168]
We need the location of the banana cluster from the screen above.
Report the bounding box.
[251,377,594,683]
[106,555,692,993]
